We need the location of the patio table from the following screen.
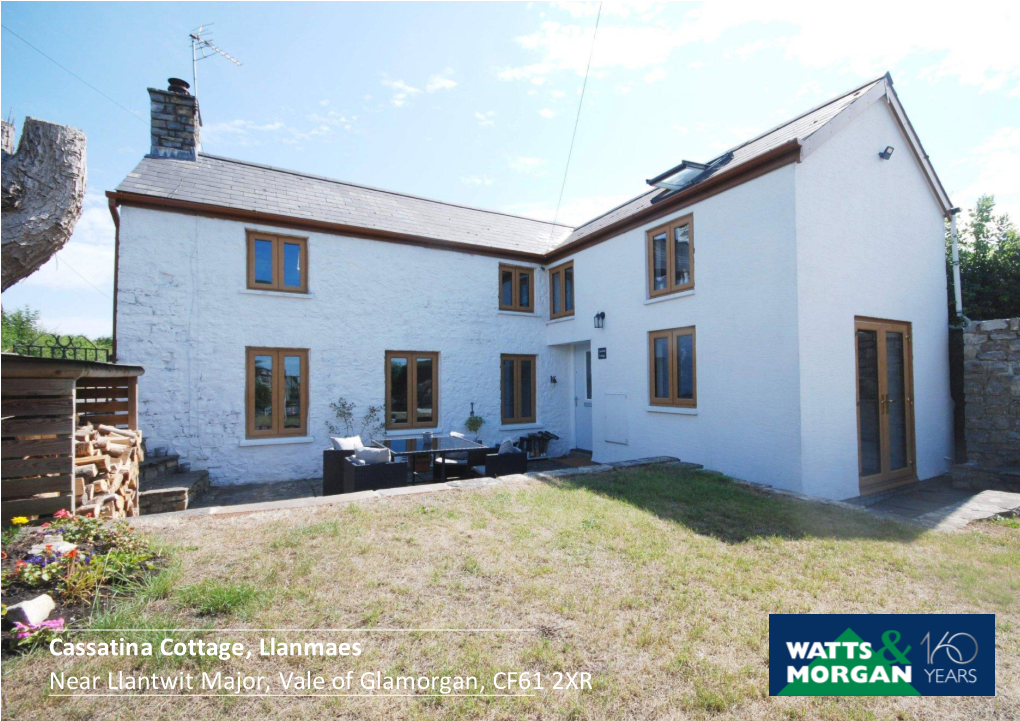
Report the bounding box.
[372,435,488,484]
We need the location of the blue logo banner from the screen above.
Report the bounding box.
[769,614,995,696]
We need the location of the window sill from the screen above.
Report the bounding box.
[239,289,315,299]
[644,289,694,305]
[546,316,575,326]
[499,422,543,431]
[497,310,538,317]
[239,435,316,447]
[646,406,698,416]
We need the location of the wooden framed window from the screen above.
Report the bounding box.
[246,347,309,438]
[499,264,535,312]
[548,261,574,319]
[501,354,537,424]
[647,214,694,298]
[246,230,308,293]
[648,326,696,408]
[386,351,439,429]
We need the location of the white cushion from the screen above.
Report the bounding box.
[355,446,391,465]
[498,439,518,455]
[330,435,364,452]
[450,431,467,439]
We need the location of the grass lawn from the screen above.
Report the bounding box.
[3,465,1018,720]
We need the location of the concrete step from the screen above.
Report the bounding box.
[139,470,210,515]
[140,454,179,482]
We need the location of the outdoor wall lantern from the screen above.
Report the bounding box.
[594,311,606,329]
[879,146,894,160]
[550,376,558,385]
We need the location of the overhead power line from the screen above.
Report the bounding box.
[53,253,113,300]
[550,2,602,233]
[1,24,146,124]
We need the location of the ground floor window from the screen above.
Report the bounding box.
[246,347,309,437]
[386,351,439,429]
[648,326,696,407]
[501,354,537,424]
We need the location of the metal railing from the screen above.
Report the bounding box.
[11,335,112,363]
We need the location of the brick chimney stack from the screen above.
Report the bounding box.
[148,78,201,160]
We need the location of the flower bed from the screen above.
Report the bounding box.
[1,511,159,653]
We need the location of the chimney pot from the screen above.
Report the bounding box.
[167,78,191,95]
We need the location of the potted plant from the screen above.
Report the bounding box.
[464,413,485,442]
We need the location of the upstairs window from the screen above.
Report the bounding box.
[499,264,534,312]
[247,230,308,293]
[386,351,439,429]
[549,261,575,319]
[647,215,693,298]
[648,326,696,408]
[501,354,537,424]
[246,348,309,438]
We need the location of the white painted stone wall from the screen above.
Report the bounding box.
[794,100,953,499]
[116,208,571,484]
[546,165,806,491]
[118,97,952,499]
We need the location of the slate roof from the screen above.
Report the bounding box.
[556,76,884,249]
[116,76,886,258]
[117,154,573,255]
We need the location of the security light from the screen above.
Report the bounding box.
[594,312,606,329]
[879,146,894,160]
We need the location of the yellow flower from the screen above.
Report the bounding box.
[10,517,29,525]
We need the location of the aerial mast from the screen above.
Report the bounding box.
[189,24,242,98]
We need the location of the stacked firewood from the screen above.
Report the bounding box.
[73,423,143,518]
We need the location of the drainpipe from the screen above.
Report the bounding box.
[949,207,963,321]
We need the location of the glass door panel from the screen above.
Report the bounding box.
[885,331,908,472]
[855,318,914,494]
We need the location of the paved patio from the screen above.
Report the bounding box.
[188,453,597,510]
[863,476,1020,530]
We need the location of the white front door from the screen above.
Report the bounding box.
[573,343,593,451]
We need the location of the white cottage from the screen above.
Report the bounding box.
[109,74,954,500]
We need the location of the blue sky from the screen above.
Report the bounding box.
[2,1,1018,337]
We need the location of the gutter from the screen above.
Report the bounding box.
[104,190,549,264]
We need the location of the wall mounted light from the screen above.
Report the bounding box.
[879,146,894,160]
[594,311,606,329]
[550,376,557,385]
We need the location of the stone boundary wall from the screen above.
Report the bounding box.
[963,318,1020,467]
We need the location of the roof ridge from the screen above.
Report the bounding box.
[197,153,575,231]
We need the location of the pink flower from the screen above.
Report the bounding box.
[53,509,72,519]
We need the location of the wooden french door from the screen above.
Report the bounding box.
[855,317,916,495]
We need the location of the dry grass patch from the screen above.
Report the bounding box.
[2,466,1018,720]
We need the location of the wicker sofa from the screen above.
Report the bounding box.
[322,449,408,494]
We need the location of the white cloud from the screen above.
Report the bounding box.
[502,5,1020,95]
[551,89,566,98]
[672,124,689,135]
[202,119,286,146]
[319,99,330,107]
[956,126,1020,221]
[474,111,496,127]
[426,70,458,92]
[461,175,494,187]
[509,156,547,174]
[644,67,667,84]
[19,193,115,295]
[381,78,421,95]
[538,108,557,119]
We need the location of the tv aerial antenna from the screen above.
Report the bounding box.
[189,24,242,97]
